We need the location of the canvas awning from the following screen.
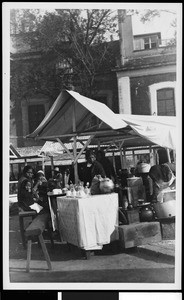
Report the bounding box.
[26,90,177,182]
[27,90,176,150]
[116,114,176,150]
[27,90,127,143]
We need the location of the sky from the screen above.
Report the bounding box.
[6,2,179,41]
[132,10,176,40]
[42,7,177,40]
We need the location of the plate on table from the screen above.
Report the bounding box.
[47,192,66,197]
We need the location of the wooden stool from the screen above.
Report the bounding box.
[19,210,37,249]
[25,213,52,272]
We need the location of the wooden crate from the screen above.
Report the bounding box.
[119,221,162,249]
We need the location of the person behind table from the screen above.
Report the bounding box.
[63,167,70,187]
[48,167,63,191]
[17,165,35,206]
[96,149,116,182]
[18,179,44,212]
[83,149,106,186]
[53,167,60,179]
[33,170,49,209]
[55,172,63,189]
[53,167,63,188]
[149,162,176,202]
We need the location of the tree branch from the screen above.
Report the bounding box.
[88,10,111,45]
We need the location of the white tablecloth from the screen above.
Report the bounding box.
[56,193,119,250]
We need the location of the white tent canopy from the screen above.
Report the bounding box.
[27,90,176,150]
[27,90,176,182]
[117,114,176,150]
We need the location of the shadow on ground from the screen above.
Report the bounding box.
[9,267,174,283]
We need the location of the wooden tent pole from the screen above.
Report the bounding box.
[56,138,74,159]
[74,135,95,165]
[50,156,54,177]
[42,156,45,173]
[123,149,127,169]
[72,101,78,184]
[112,151,116,175]
[166,148,171,163]
[119,140,125,169]
[132,150,135,166]
[173,149,176,163]
[119,142,123,169]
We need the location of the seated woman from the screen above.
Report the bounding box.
[18,179,44,213]
[17,165,35,203]
[32,170,49,210]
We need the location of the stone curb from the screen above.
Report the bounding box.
[137,244,175,262]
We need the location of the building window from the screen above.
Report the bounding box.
[157,88,175,116]
[134,38,144,51]
[149,82,176,116]
[144,35,158,49]
[134,34,159,51]
[28,104,45,133]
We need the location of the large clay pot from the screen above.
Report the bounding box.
[139,203,154,222]
[100,178,114,194]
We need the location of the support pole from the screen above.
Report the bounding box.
[166,148,171,163]
[74,135,94,164]
[120,147,123,169]
[72,101,78,184]
[173,149,176,163]
[149,146,154,166]
[119,140,124,169]
[42,156,45,173]
[56,138,73,159]
[155,149,159,165]
[132,150,135,166]
[123,149,127,169]
[50,156,54,177]
[112,151,116,175]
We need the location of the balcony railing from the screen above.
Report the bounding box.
[159,38,176,47]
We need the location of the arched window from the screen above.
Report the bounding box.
[157,88,175,116]
[149,81,176,116]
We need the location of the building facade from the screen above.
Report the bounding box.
[115,13,176,116]
[10,13,176,150]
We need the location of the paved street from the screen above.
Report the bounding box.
[7,214,175,283]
